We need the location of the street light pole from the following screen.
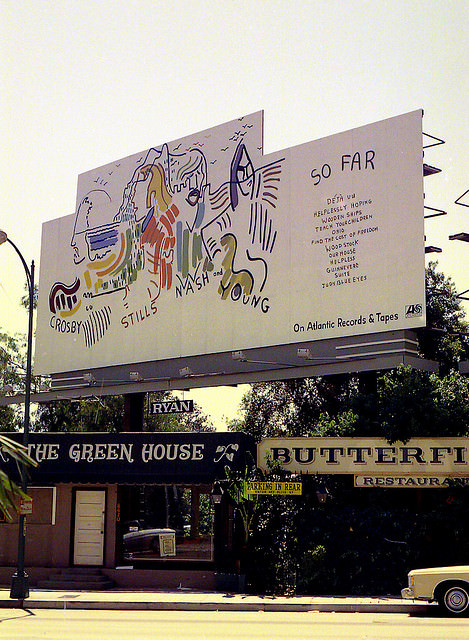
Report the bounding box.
[0,230,34,601]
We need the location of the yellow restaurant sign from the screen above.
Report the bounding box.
[257,437,469,476]
[246,481,303,495]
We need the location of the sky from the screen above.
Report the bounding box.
[1,0,467,429]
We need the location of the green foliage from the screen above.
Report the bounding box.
[0,434,37,521]
[378,367,469,442]
[246,477,469,596]
[178,489,213,536]
[224,455,263,546]
[1,331,27,397]
[420,261,469,371]
[1,331,27,431]
[248,495,298,593]
[0,406,19,433]
[0,329,45,431]
[20,283,38,311]
[232,378,352,442]
[313,409,359,437]
[198,492,213,536]
[296,545,327,593]
[36,396,125,433]
[234,366,469,444]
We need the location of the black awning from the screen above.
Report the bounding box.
[1,432,255,485]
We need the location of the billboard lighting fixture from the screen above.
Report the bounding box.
[231,348,339,366]
[179,367,193,378]
[424,205,447,219]
[449,233,469,243]
[422,131,445,149]
[456,289,469,302]
[129,371,143,382]
[232,351,247,362]
[423,164,441,176]
[83,373,96,384]
[232,353,295,367]
[425,246,442,254]
[297,348,355,362]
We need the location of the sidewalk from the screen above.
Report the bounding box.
[0,588,435,613]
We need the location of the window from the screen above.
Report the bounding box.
[0,487,56,525]
[118,485,214,563]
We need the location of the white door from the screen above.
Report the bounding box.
[73,490,106,566]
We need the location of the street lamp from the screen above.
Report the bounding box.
[0,230,34,601]
[316,484,329,504]
[211,481,224,505]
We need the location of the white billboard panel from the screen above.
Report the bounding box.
[35,110,425,375]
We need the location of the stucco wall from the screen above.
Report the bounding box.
[0,483,117,569]
[0,484,72,567]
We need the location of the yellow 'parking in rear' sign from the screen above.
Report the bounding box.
[246,481,302,495]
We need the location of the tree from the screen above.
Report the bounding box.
[234,366,469,444]
[0,330,33,432]
[229,377,353,442]
[36,395,125,433]
[1,280,44,431]
[20,282,38,311]
[377,367,469,443]
[419,261,469,372]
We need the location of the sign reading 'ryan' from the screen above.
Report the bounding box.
[151,399,194,414]
[257,437,469,476]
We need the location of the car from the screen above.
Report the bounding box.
[402,565,469,616]
[123,521,176,558]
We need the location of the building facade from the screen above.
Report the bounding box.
[0,431,254,590]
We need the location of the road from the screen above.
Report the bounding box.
[0,609,467,640]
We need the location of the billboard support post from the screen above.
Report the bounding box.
[124,393,145,432]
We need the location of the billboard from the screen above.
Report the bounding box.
[35,110,425,375]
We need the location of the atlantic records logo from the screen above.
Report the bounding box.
[405,303,423,318]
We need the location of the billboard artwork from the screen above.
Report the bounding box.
[35,110,425,375]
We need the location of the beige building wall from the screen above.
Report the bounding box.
[0,484,117,569]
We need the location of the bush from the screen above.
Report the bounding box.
[244,478,469,596]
